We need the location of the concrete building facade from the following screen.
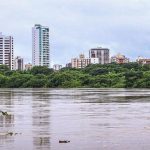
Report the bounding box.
[66,63,72,68]
[32,24,50,67]
[71,54,91,69]
[25,63,32,70]
[136,56,150,65]
[0,33,14,70]
[89,47,110,64]
[111,53,129,64]
[14,56,24,71]
[53,64,62,71]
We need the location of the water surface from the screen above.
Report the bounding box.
[0,88,150,150]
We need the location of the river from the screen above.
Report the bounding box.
[0,88,150,150]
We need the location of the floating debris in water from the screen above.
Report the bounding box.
[0,132,22,137]
[6,132,22,136]
[59,140,70,143]
[0,111,11,116]
[7,132,13,136]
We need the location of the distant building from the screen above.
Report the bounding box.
[0,33,14,70]
[66,63,72,68]
[111,53,129,64]
[71,54,91,69]
[136,56,150,65]
[89,47,110,64]
[32,24,50,67]
[14,56,24,71]
[53,64,62,71]
[25,63,32,70]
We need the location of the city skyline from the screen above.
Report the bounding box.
[1,0,150,66]
[0,31,149,69]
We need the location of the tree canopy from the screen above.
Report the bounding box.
[0,63,150,88]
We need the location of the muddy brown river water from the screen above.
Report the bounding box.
[0,88,150,150]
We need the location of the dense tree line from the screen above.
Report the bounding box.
[0,63,150,88]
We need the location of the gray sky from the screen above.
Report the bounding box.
[1,0,150,66]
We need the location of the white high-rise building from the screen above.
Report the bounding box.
[0,33,14,70]
[32,24,50,67]
[14,56,24,71]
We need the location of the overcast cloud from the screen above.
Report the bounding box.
[0,0,150,66]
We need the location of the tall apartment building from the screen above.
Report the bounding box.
[0,33,14,70]
[71,54,91,69]
[111,53,129,64]
[14,56,24,71]
[32,24,50,67]
[89,47,110,64]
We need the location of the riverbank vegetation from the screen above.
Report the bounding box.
[0,63,150,88]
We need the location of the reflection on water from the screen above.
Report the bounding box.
[32,90,51,150]
[0,89,150,150]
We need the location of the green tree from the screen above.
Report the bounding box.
[6,74,33,88]
[30,66,53,75]
[23,75,47,88]
[124,71,143,88]
[0,74,8,88]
